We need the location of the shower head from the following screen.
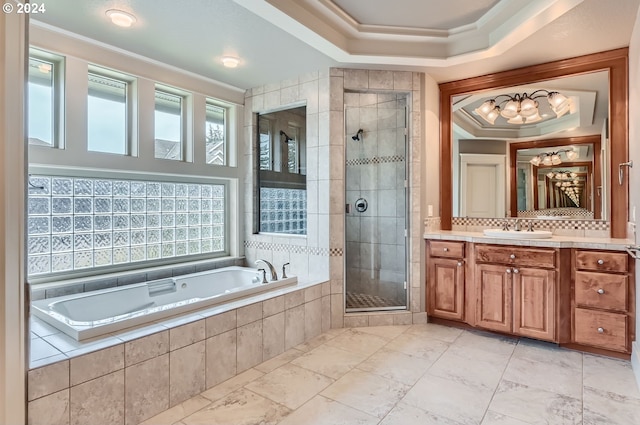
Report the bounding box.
[280,130,293,143]
[352,129,364,141]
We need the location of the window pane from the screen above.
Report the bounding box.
[155,90,182,160]
[28,58,54,146]
[205,102,226,165]
[88,73,127,154]
[287,127,299,173]
[258,118,271,170]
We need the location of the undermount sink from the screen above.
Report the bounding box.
[482,229,553,239]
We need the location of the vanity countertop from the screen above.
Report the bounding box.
[424,230,635,251]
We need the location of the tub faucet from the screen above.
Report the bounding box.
[514,219,521,231]
[255,259,277,281]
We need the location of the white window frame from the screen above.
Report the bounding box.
[28,48,64,149]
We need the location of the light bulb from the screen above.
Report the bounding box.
[221,56,240,68]
[106,9,137,27]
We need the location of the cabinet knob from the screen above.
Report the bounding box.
[506,268,512,274]
[597,327,604,333]
[443,248,449,252]
[457,261,462,267]
[509,254,516,260]
[513,268,519,274]
[597,259,604,265]
[597,288,605,294]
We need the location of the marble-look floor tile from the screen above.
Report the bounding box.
[246,363,334,410]
[448,330,517,362]
[182,388,290,425]
[428,348,507,392]
[295,333,336,352]
[320,369,410,419]
[276,395,379,425]
[501,355,583,399]
[404,323,463,343]
[353,325,410,340]
[512,338,583,370]
[583,386,640,425]
[402,373,494,425]
[292,344,367,379]
[489,380,582,425]
[379,402,466,425]
[324,329,389,356]
[583,354,640,399]
[255,348,303,374]
[139,395,210,425]
[481,410,531,425]
[384,332,449,361]
[356,347,434,385]
[200,368,264,402]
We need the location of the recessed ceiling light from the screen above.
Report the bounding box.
[221,56,240,68]
[38,63,52,74]
[106,9,137,28]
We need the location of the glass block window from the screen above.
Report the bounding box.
[88,72,129,154]
[27,175,225,276]
[205,100,226,165]
[155,89,183,160]
[259,188,306,235]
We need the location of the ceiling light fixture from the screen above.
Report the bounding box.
[475,90,571,125]
[221,56,240,68]
[106,9,137,28]
[38,63,52,73]
[529,148,579,167]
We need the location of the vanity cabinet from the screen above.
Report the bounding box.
[426,241,465,321]
[474,245,556,341]
[572,249,634,353]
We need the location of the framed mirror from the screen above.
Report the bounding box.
[439,48,629,237]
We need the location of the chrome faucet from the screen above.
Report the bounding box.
[255,259,277,281]
[514,219,521,231]
[527,220,535,232]
[501,219,510,231]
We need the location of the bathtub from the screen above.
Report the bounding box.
[31,266,297,341]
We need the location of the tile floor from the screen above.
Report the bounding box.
[140,323,640,425]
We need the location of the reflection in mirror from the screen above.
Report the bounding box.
[451,70,609,220]
[256,106,307,234]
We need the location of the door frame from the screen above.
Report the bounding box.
[459,153,506,217]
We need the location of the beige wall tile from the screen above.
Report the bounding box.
[262,312,285,361]
[285,304,306,349]
[369,70,394,90]
[304,299,322,340]
[412,312,427,324]
[237,302,263,327]
[330,277,343,294]
[321,282,330,297]
[201,368,264,403]
[28,360,69,402]
[343,69,369,90]
[237,321,263,373]
[368,314,394,327]
[125,354,169,425]
[71,345,124,386]
[393,312,414,325]
[205,329,237,389]
[330,294,344,328]
[394,71,413,90]
[125,331,169,366]
[205,310,237,338]
[28,389,69,425]
[170,341,206,407]
[284,290,305,309]
[263,295,285,317]
[70,370,124,425]
[329,77,344,111]
[304,285,322,303]
[321,295,331,333]
[344,315,369,328]
[169,320,205,351]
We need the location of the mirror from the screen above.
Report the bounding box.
[439,49,629,237]
[256,106,307,235]
[451,71,608,221]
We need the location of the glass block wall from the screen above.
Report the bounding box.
[27,175,225,276]
[259,188,306,235]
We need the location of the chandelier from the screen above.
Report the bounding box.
[475,90,571,125]
[546,170,578,180]
[529,148,578,166]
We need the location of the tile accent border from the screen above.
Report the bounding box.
[345,155,405,166]
[243,240,343,256]
[451,217,610,231]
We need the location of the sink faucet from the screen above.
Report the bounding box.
[501,219,510,231]
[527,220,535,232]
[255,259,277,281]
[514,219,521,231]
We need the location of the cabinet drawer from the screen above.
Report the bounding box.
[475,245,555,268]
[575,271,628,311]
[429,241,465,259]
[574,308,627,352]
[575,250,628,273]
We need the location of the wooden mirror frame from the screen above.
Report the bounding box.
[508,135,601,218]
[439,48,628,238]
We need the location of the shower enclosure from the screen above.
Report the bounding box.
[344,93,408,311]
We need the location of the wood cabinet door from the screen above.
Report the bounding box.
[427,257,465,321]
[475,264,512,333]
[513,267,556,341]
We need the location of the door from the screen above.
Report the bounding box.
[476,264,512,333]
[427,257,464,321]
[512,267,556,341]
[459,154,506,218]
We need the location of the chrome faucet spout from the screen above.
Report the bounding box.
[255,259,278,281]
[514,219,521,231]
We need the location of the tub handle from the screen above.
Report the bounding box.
[258,268,268,284]
[282,263,290,279]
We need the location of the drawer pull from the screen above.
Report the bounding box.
[513,268,519,274]
[457,261,462,267]
[443,248,449,252]
[506,268,512,274]
[597,288,605,295]
[509,254,516,260]
[597,327,605,333]
[597,259,604,265]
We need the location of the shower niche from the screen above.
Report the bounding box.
[344,93,409,311]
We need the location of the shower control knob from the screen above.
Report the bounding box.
[597,288,605,294]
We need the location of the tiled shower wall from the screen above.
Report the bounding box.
[344,93,408,305]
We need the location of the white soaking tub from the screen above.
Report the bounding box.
[31,266,297,341]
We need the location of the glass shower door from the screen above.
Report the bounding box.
[344,94,408,311]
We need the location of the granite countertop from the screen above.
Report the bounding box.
[424,230,635,251]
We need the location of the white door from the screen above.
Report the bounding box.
[460,154,506,218]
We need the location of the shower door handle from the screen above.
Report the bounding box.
[345,204,351,214]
